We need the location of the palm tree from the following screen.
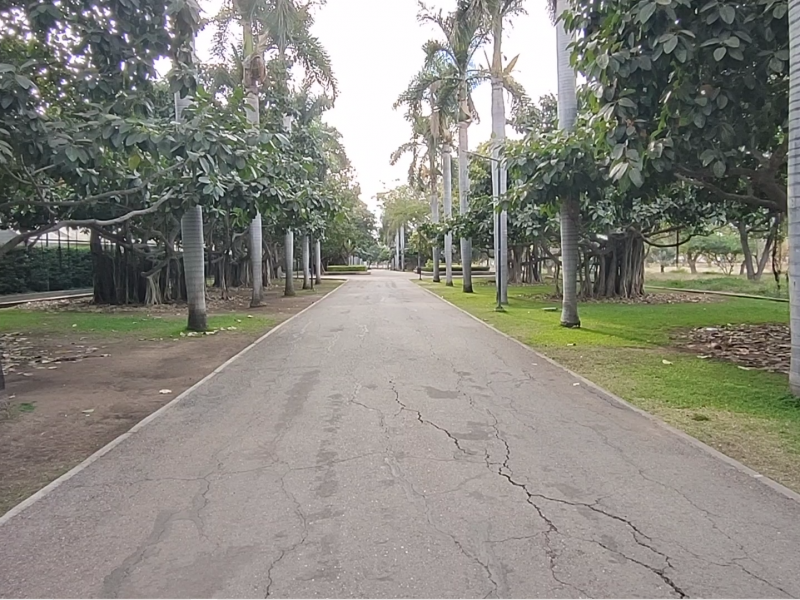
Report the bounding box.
[214,0,336,301]
[549,0,580,327]
[470,0,525,305]
[417,2,487,293]
[789,0,800,394]
[393,82,443,282]
[174,92,208,332]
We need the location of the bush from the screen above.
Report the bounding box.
[0,246,94,295]
[327,264,368,273]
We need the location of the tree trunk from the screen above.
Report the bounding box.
[556,0,580,327]
[737,221,756,280]
[400,224,405,271]
[315,239,323,284]
[756,216,780,280]
[790,0,800,394]
[181,206,208,331]
[284,230,296,297]
[458,118,473,293]
[429,119,441,283]
[687,252,698,274]
[250,215,263,305]
[443,143,454,286]
[490,15,508,305]
[302,234,310,290]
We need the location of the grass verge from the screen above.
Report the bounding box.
[647,272,788,299]
[419,279,800,492]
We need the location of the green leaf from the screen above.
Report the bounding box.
[712,160,726,178]
[638,2,657,24]
[663,35,679,55]
[714,47,727,61]
[719,5,735,24]
[629,167,644,188]
[596,54,610,69]
[128,153,141,170]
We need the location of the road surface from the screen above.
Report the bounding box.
[1,272,799,598]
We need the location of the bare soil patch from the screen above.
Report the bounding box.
[673,323,789,374]
[0,283,340,515]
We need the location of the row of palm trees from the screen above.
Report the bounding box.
[393,0,580,324]
[178,0,337,330]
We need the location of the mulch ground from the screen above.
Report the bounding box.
[532,291,720,305]
[673,323,789,374]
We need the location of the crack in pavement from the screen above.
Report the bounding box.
[264,472,310,598]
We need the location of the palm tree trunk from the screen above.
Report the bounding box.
[556,0,580,327]
[789,0,800,394]
[284,230,296,297]
[490,14,508,305]
[181,205,208,331]
[429,137,441,283]
[302,234,310,290]
[315,239,323,284]
[400,224,406,271]
[443,143,454,286]
[458,118,473,293]
[243,21,263,307]
[175,90,207,331]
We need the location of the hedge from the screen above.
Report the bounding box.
[327,264,368,273]
[421,264,491,273]
[0,246,94,295]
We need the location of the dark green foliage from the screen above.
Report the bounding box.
[326,264,367,273]
[0,246,93,294]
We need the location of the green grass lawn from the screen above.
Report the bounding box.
[0,310,276,339]
[647,271,789,299]
[420,279,800,491]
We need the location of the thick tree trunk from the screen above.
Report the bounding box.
[443,143,454,286]
[181,206,208,331]
[560,198,581,326]
[302,234,310,290]
[315,239,322,284]
[250,214,263,305]
[458,117,473,293]
[556,0,580,326]
[284,230,296,297]
[429,121,441,284]
[400,224,405,271]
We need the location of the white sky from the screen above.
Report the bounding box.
[192,0,557,214]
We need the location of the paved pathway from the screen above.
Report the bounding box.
[1,273,800,598]
[0,288,92,308]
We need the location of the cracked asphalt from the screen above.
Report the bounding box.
[2,272,800,598]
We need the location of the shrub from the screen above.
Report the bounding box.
[421,264,490,273]
[327,264,368,273]
[0,246,94,295]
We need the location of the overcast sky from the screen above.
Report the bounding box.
[194,0,557,213]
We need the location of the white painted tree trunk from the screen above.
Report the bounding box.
[302,234,310,290]
[556,0,580,327]
[175,91,207,332]
[490,16,508,305]
[284,230,295,297]
[181,205,207,331]
[430,137,441,283]
[443,143,454,286]
[458,119,473,293]
[315,239,322,284]
[789,0,800,394]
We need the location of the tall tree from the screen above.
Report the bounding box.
[551,0,580,327]
[420,1,488,293]
[470,0,525,305]
[789,0,800,394]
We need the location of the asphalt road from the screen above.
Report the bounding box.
[1,272,799,598]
